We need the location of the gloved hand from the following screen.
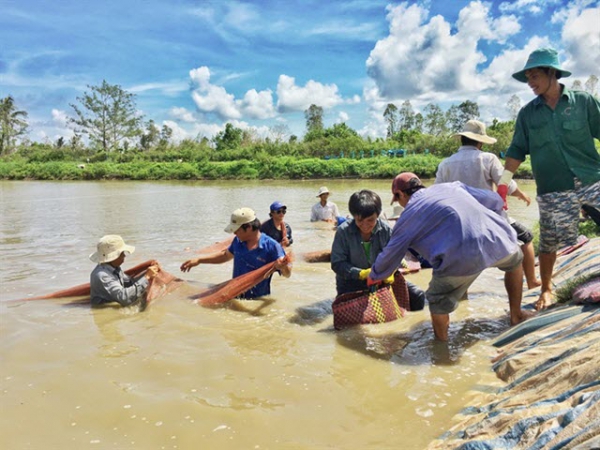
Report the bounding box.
[400,259,409,269]
[358,268,371,280]
[383,273,395,285]
[497,184,509,210]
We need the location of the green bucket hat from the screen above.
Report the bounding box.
[512,48,571,83]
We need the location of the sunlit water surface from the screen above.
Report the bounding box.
[0,179,540,449]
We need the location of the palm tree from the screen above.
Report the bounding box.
[0,96,28,155]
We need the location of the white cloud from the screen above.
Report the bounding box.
[51,109,69,127]
[365,1,522,101]
[240,89,276,119]
[169,107,196,123]
[337,111,349,123]
[482,36,550,92]
[499,0,548,15]
[189,66,276,120]
[128,81,188,96]
[276,74,345,112]
[559,4,600,78]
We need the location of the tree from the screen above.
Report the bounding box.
[70,80,142,152]
[269,123,291,143]
[304,104,324,135]
[423,103,445,136]
[397,100,415,132]
[140,120,160,151]
[585,75,598,97]
[213,122,243,151]
[457,100,480,125]
[0,96,28,155]
[383,103,398,138]
[323,123,359,139]
[445,105,461,133]
[507,95,521,121]
[159,124,173,148]
[413,112,424,133]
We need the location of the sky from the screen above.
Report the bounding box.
[1,0,599,144]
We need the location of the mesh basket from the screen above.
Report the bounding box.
[390,271,410,311]
[332,285,405,330]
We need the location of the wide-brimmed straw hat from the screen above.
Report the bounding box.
[89,235,135,263]
[452,120,497,144]
[316,186,330,197]
[512,48,571,83]
[224,207,256,233]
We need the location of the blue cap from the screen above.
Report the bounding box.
[270,201,286,211]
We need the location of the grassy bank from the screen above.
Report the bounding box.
[0,155,534,181]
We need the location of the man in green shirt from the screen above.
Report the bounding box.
[498,48,600,310]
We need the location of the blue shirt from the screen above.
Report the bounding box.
[228,233,285,298]
[371,182,519,279]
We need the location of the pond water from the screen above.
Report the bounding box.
[0,179,540,449]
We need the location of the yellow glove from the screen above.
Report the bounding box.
[383,273,395,285]
[358,268,371,280]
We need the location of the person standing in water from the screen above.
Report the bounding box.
[260,201,293,247]
[311,186,343,224]
[181,207,292,299]
[90,235,159,307]
[435,119,540,289]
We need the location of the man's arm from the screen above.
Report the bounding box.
[180,249,233,272]
[497,157,523,209]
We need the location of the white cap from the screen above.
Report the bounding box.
[224,207,257,233]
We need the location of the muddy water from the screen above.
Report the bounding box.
[0,179,540,449]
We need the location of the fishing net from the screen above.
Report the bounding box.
[196,237,234,254]
[191,254,292,306]
[14,260,182,305]
[302,249,331,263]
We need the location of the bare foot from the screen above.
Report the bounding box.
[535,291,553,311]
[511,308,536,326]
[527,279,542,289]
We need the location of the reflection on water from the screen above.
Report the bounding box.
[0,179,541,449]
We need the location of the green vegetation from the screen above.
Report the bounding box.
[555,272,600,304]
[1,78,597,181]
[0,154,459,180]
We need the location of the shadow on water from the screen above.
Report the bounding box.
[331,316,509,367]
[288,298,333,325]
[227,297,276,316]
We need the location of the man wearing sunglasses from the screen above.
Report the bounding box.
[369,172,533,341]
[260,201,293,247]
[180,207,291,299]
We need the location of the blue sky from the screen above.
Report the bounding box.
[1,0,599,144]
